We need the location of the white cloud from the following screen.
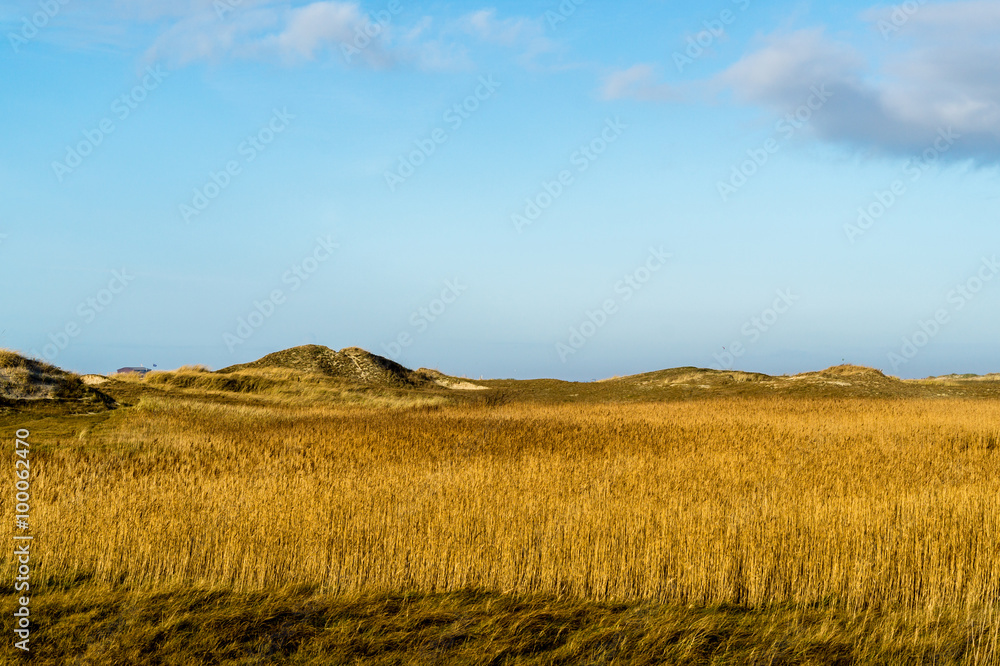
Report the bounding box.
[272,2,364,59]
[263,1,398,65]
[717,29,865,106]
[605,4,1000,162]
[717,24,1000,160]
[863,0,1000,35]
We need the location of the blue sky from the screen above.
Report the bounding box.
[2,0,998,380]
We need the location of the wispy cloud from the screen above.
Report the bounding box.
[144,1,403,68]
[454,8,555,66]
[600,64,681,102]
[19,2,564,72]
[268,2,373,61]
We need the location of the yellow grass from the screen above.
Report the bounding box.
[14,396,1000,604]
[4,390,1000,661]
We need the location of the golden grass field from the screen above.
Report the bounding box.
[3,360,1000,663]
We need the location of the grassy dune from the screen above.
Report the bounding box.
[2,365,1000,663]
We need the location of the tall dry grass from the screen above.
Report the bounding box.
[6,393,996,623]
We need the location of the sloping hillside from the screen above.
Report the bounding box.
[218,345,438,388]
[0,350,115,409]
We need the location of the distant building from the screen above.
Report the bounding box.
[116,366,152,376]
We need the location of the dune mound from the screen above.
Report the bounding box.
[924,372,1000,382]
[671,369,771,385]
[0,350,115,408]
[771,364,916,396]
[598,363,915,397]
[606,367,774,388]
[791,364,898,386]
[815,364,890,379]
[219,345,434,388]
